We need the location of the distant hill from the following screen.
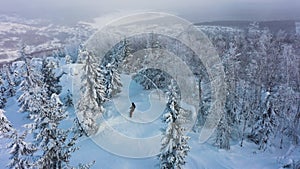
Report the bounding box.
[195,20,298,34]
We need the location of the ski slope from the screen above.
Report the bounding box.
[1,66,299,169]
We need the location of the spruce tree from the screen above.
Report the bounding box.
[65,54,72,64]
[3,65,16,97]
[159,82,190,169]
[7,131,36,169]
[18,84,48,119]
[0,88,6,109]
[32,94,71,168]
[104,62,122,98]
[41,59,61,96]
[18,58,44,115]
[76,47,106,136]
[215,113,231,150]
[101,39,128,98]
[64,89,74,107]
[250,91,278,150]
[0,109,13,138]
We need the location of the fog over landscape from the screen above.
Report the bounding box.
[1,0,300,23]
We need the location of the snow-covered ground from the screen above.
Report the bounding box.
[1,67,299,169]
[0,14,96,64]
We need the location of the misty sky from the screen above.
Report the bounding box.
[1,0,300,23]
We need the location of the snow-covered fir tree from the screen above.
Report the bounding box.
[239,81,253,147]
[3,65,16,97]
[0,88,6,109]
[101,39,130,98]
[77,44,86,64]
[216,40,239,146]
[159,81,190,169]
[192,78,202,132]
[95,68,106,106]
[64,89,73,107]
[0,109,13,138]
[41,58,62,96]
[11,65,22,87]
[250,91,278,150]
[7,130,36,169]
[223,40,241,130]
[31,94,74,168]
[102,62,122,98]
[0,68,7,109]
[76,161,96,169]
[72,116,86,138]
[18,83,48,119]
[65,54,72,64]
[215,113,231,150]
[23,89,92,169]
[18,57,44,115]
[76,47,106,136]
[112,39,127,67]
[121,38,133,72]
[19,49,43,89]
[258,101,278,150]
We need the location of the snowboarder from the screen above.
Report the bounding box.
[129,102,136,118]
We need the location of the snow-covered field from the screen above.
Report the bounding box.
[0,15,96,64]
[1,67,299,169]
[68,133,287,169]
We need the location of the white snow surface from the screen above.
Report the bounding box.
[0,64,299,168]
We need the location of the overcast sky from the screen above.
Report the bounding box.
[1,0,300,23]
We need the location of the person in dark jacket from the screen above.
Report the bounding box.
[129,102,136,118]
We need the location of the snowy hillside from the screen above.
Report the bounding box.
[1,64,299,169]
[0,16,300,169]
[0,15,96,64]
